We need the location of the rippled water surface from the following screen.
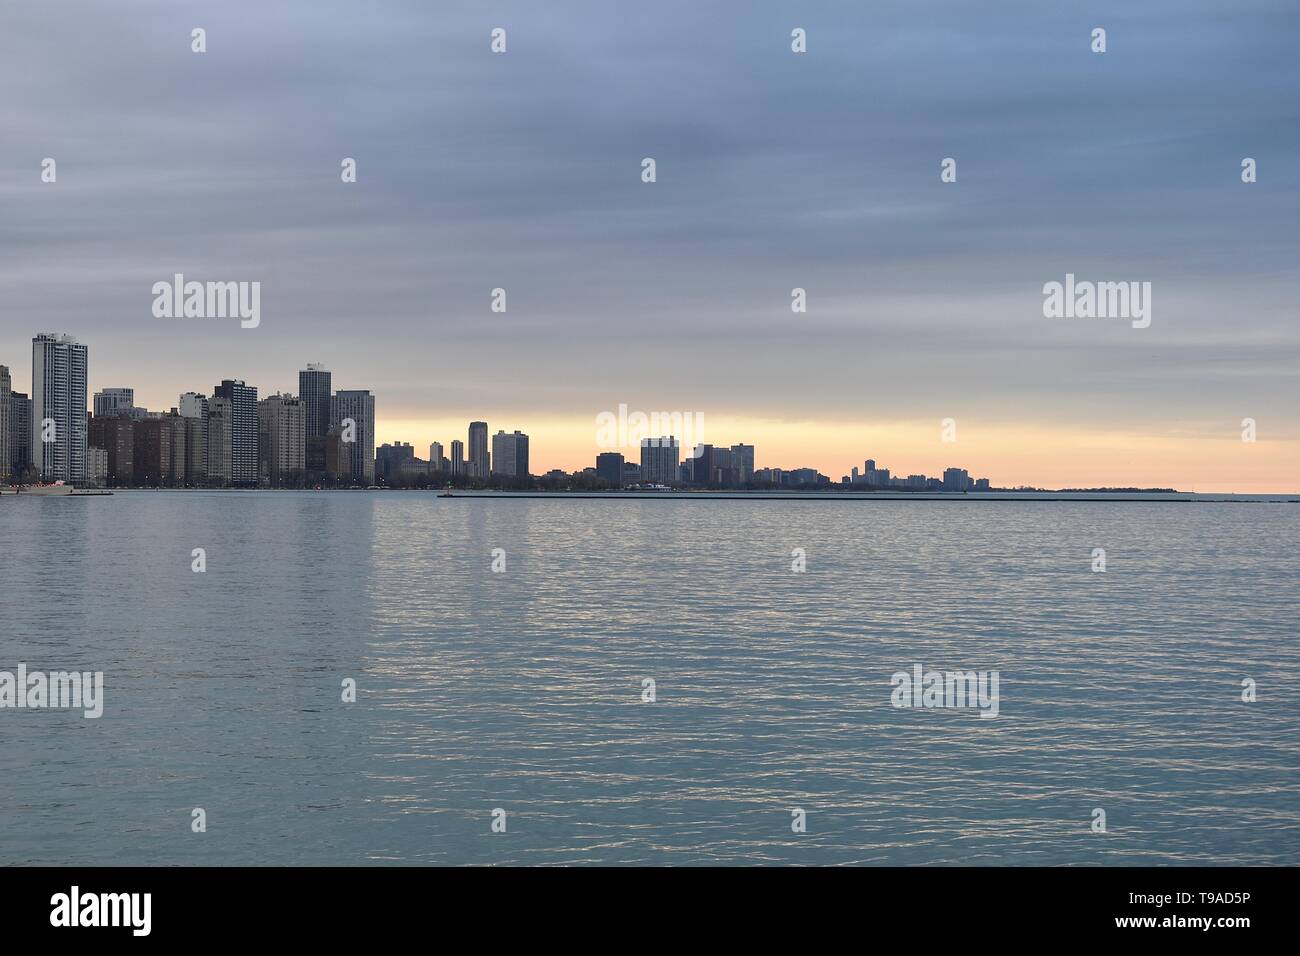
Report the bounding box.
[2,492,1297,865]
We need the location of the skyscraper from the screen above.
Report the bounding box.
[298,363,332,440]
[730,444,755,483]
[32,332,88,483]
[640,436,680,485]
[330,389,375,485]
[257,393,306,486]
[165,412,188,488]
[596,451,624,489]
[178,393,209,487]
[132,417,174,487]
[9,391,32,480]
[942,467,972,492]
[206,396,234,486]
[468,421,489,478]
[0,366,10,481]
[429,442,444,473]
[213,380,258,486]
[451,439,464,476]
[491,430,529,478]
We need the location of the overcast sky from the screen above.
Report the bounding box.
[2,1,1297,488]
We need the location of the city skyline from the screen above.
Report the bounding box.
[3,2,1297,492]
[0,329,1291,491]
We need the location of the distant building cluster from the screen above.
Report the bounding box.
[378,422,531,487]
[846,459,991,492]
[590,439,827,489]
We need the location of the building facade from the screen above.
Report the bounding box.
[93,387,135,419]
[491,430,529,479]
[206,396,234,486]
[0,366,9,481]
[9,391,32,481]
[730,444,755,483]
[88,416,135,487]
[299,363,332,440]
[257,393,306,486]
[467,421,489,478]
[178,393,208,486]
[213,380,258,486]
[640,436,680,485]
[132,417,175,487]
[32,333,88,483]
[330,389,375,485]
[596,451,624,489]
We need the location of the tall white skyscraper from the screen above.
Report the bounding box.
[32,332,88,483]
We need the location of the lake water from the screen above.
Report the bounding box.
[2,492,1297,865]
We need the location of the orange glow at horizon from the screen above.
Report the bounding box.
[376,415,1300,494]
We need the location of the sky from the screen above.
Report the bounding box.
[1,0,1297,490]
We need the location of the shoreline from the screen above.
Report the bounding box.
[17,488,1298,503]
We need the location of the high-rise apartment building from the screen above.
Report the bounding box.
[213,380,258,486]
[491,430,529,478]
[32,332,88,483]
[132,417,175,487]
[942,467,972,492]
[298,363,332,440]
[596,451,624,489]
[730,444,755,483]
[691,444,714,485]
[429,442,444,474]
[177,393,208,487]
[206,396,234,486]
[451,439,464,476]
[166,413,188,487]
[467,421,489,478]
[0,366,10,481]
[640,436,680,485]
[257,393,306,486]
[324,427,352,483]
[330,389,375,485]
[88,416,135,487]
[9,391,32,480]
